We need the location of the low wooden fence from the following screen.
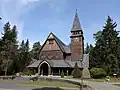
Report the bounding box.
[0,76,16,80]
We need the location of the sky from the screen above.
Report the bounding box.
[0,0,120,48]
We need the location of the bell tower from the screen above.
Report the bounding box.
[70,11,84,60]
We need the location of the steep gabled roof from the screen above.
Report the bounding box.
[40,32,71,54]
[71,12,82,32]
[52,33,71,53]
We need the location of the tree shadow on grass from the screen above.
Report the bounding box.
[32,87,64,90]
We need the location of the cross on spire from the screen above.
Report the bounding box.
[76,9,77,12]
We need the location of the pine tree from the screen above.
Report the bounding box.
[85,43,89,54]
[25,39,29,52]
[89,45,100,68]
[91,16,119,75]
[18,39,31,71]
[30,41,41,59]
[0,22,18,75]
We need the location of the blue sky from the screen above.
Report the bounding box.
[0,0,120,48]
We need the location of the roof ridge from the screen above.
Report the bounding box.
[52,33,66,46]
[52,33,71,53]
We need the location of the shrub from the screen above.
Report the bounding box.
[61,71,64,78]
[106,76,111,79]
[22,69,33,75]
[33,69,36,75]
[105,76,111,81]
[71,62,82,78]
[90,68,107,78]
[82,68,90,79]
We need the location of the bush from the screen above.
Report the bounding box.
[105,76,111,81]
[90,68,107,78]
[71,62,82,78]
[61,71,64,78]
[22,69,33,75]
[82,68,90,79]
[106,76,111,79]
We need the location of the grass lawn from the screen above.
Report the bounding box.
[18,81,79,88]
[18,81,94,90]
[0,80,94,90]
[113,84,120,87]
[0,80,15,82]
[87,78,120,83]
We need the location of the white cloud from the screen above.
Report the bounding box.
[20,0,40,5]
[0,0,40,41]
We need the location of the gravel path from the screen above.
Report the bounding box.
[84,80,120,90]
[64,78,120,90]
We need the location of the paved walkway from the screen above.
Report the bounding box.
[63,78,120,90]
[84,80,120,90]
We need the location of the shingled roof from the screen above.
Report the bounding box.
[52,33,71,53]
[27,54,89,68]
[71,11,82,32]
[40,32,71,54]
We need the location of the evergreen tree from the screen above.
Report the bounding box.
[71,62,82,78]
[18,40,25,71]
[85,43,89,54]
[91,16,119,75]
[89,45,100,68]
[25,39,29,52]
[25,39,31,66]
[19,40,25,52]
[18,39,31,71]
[0,22,18,75]
[30,41,41,59]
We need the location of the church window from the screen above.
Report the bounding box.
[49,40,54,44]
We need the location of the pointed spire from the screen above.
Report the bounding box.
[71,10,82,31]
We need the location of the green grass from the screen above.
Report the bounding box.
[88,78,120,83]
[113,84,120,87]
[19,81,79,88]
[18,81,94,90]
[0,79,94,90]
